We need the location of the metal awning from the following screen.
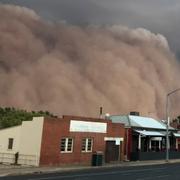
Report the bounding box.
[173,133,180,138]
[135,130,165,136]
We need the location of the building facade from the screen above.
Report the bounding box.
[0,116,125,166]
[40,115,125,166]
[0,117,44,166]
[109,114,180,161]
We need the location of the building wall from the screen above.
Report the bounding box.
[0,117,44,166]
[18,117,44,166]
[40,116,125,166]
[0,116,125,166]
[127,128,133,160]
[0,126,21,164]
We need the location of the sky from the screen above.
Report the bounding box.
[0,0,180,118]
[0,0,180,57]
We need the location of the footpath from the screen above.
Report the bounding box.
[1,159,180,177]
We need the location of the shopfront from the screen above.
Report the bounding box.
[131,130,180,161]
[109,114,180,161]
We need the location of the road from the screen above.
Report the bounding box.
[1,163,180,180]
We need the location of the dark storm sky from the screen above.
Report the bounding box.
[0,0,180,56]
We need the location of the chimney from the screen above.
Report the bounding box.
[129,111,140,116]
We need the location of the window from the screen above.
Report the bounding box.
[82,138,93,152]
[8,138,14,150]
[60,138,73,153]
[151,140,160,151]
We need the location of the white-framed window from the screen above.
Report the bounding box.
[81,138,93,152]
[60,138,73,153]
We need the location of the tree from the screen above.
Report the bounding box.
[0,107,56,129]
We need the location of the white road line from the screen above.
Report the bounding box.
[28,167,166,180]
[136,174,170,180]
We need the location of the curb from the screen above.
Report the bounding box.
[1,160,180,177]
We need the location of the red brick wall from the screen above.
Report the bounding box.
[39,116,125,166]
[123,128,132,160]
[127,128,132,160]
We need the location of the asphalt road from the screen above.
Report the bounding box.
[2,163,180,180]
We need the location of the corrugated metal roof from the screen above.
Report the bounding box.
[109,115,130,127]
[110,115,174,130]
[173,133,180,138]
[129,115,166,129]
[135,130,165,136]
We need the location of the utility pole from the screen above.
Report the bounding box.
[166,88,180,162]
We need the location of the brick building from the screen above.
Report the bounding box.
[0,115,125,166]
[40,115,125,166]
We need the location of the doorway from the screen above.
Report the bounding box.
[105,141,119,163]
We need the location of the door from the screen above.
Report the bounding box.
[105,141,119,163]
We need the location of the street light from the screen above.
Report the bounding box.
[166,88,180,162]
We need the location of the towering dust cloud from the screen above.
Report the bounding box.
[0,4,180,119]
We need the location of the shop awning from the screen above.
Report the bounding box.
[173,133,180,138]
[135,130,165,136]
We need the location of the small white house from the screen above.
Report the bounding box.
[0,117,44,166]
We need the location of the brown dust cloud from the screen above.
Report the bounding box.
[0,4,180,119]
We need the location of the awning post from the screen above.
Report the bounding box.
[138,134,141,151]
[149,137,151,150]
[176,139,178,150]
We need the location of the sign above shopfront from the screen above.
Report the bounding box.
[70,120,107,133]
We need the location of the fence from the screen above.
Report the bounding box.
[0,152,39,166]
[0,152,15,164]
[131,151,180,161]
[18,154,39,166]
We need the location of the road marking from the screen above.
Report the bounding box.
[28,167,166,180]
[136,174,170,180]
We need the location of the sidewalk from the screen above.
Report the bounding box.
[1,159,180,177]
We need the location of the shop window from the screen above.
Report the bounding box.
[60,138,73,153]
[151,141,160,151]
[8,138,14,150]
[82,138,93,152]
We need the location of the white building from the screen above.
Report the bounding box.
[0,117,44,166]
